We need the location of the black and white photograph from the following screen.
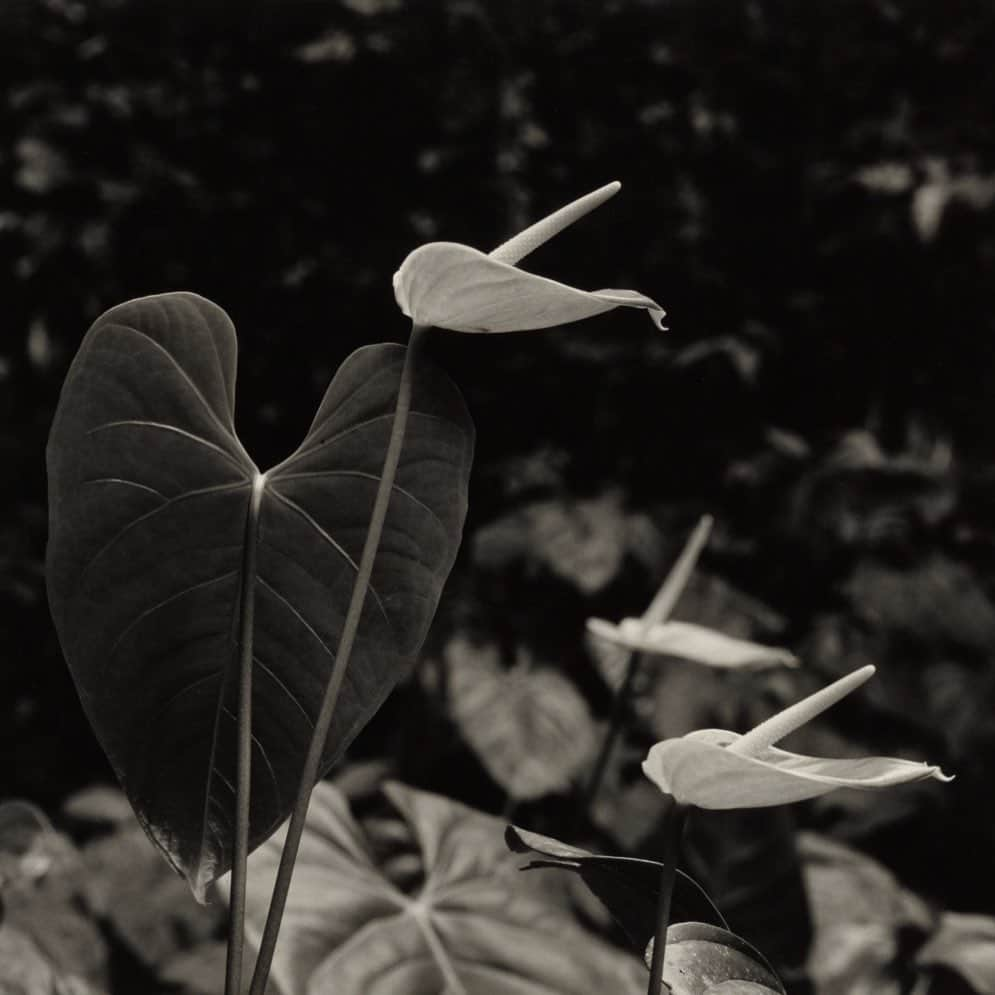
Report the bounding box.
[1,2,993,992]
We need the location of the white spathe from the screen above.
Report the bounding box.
[393,241,665,333]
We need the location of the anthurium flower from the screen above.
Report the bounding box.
[587,617,798,670]
[642,665,952,809]
[393,181,666,333]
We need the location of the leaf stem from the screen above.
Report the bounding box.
[247,327,428,995]
[646,799,687,995]
[226,472,267,995]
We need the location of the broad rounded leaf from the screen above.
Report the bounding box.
[220,781,646,995]
[393,241,665,333]
[505,825,727,949]
[587,618,798,670]
[47,292,474,897]
[646,922,785,995]
[443,638,598,800]
[643,730,951,810]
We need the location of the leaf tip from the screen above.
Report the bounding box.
[504,824,528,853]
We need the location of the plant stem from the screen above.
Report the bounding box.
[583,651,644,807]
[247,327,427,995]
[646,799,687,995]
[226,472,267,995]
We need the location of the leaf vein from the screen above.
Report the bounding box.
[273,470,448,535]
[77,482,250,591]
[265,490,390,626]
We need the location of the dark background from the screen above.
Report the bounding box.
[2,0,994,984]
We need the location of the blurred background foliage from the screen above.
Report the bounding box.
[2,0,995,990]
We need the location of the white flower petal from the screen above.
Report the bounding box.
[643,730,952,810]
[588,617,797,670]
[393,242,666,333]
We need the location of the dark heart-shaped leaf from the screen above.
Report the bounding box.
[505,825,727,952]
[646,922,785,994]
[46,292,474,897]
[219,780,646,995]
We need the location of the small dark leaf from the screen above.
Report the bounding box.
[646,922,785,995]
[506,825,727,951]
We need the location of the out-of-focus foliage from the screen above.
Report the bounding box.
[221,779,647,995]
[0,800,108,994]
[2,0,994,990]
[430,635,599,801]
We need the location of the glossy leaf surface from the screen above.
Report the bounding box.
[221,781,646,995]
[646,922,785,994]
[47,293,474,896]
[505,825,727,951]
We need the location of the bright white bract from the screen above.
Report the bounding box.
[393,241,666,333]
[642,665,952,809]
[643,729,951,809]
[587,617,798,670]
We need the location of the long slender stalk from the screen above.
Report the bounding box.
[646,799,687,995]
[247,328,428,995]
[582,650,644,807]
[226,472,267,995]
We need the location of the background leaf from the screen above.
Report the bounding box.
[799,833,932,995]
[916,912,995,994]
[222,780,646,995]
[441,636,598,800]
[472,490,660,594]
[0,800,109,994]
[46,292,474,895]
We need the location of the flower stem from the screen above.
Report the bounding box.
[247,327,428,995]
[646,799,687,995]
[583,651,644,807]
[225,472,267,995]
